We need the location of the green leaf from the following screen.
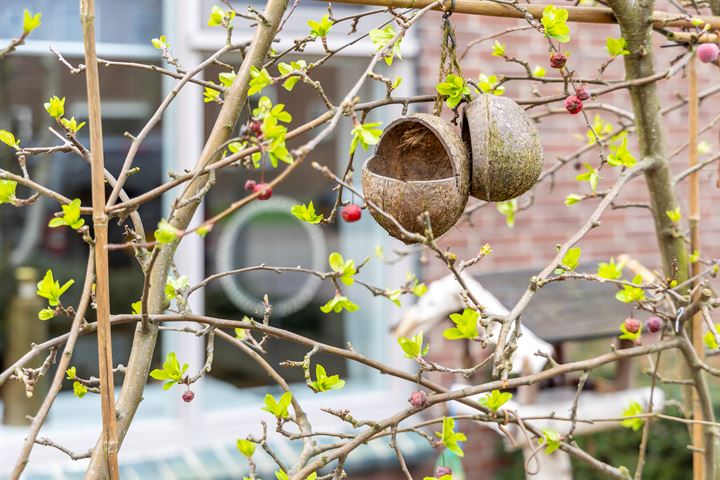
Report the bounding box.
[36,269,74,307]
[328,252,356,286]
[443,308,479,340]
[0,130,20,149]
[575,163,600,192]
[561,247,581,271]
[235,327,247,339]
[73,381,88,398]
[397,330,430,359]
[149,352,188,389]
[38,307,56,321]
[532,65,546,78]
[369,25,402,65]
[703,326,720,350]
[218,71,237,87]
[564,194,582,206]
[350,122,383,154]
[291,201,323,224]
[665,207,681,223]
[249,67,273,96]
[262,392,293,418]
[277,60,307,91]
[587,115,615,145]
[309,363,346,392]
[154,219,180,244]
[497,199,517,227]
[436,74,471,109]
[320,295,359,314]
[23,9,42,33]
[479,390,513,413]
[236,438,256,457]
[165,275,189,301]
[607,136,636,168]
[208,5,235,27]
[491,40,505,57]
[151,35,169,49]
[541,5,571,43]
[66,366,77,380]
[203,87,221,104]
[44,96,65,119]
[0,179,18,204]
[308,14,333,38]
[615,274,646,304]
[131,301,142,315]
[539,428,562,454]
[48,199,85,230]
[435,417,467,457]
[60,117,86,134]
[477,73,505,96]
[606,37,630,57]
[597,257,625,280]
[621,401,644,431]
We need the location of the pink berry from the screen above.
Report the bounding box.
[248,119,263,137]
[575,85,591,101]
[182,390,195,403]
[253,183,272,200]
[697,43,719,64]
[564,95,583,115]
[624,317,641,334]
[646,316,662,333]
[341,204,362,223]
[244,179,257,191]
[550,52,567,69]
[409,390,427,408]
[436,466,452,477]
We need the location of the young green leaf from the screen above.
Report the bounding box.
[154,219,180,244]
[0,179,18,205]
[73,381,88,398]
[369,25,402,65]
[291,201,323,224]
[575,163,600,192]
[615,274,646,304]
[149,352,189,390]
[597,257,625,280]
[131,300,142,315]
[491,40,505,57]
[435,74,471,109]
[349,121,383,154]
[249,67,273,95]
[703,325,720,350]
[443,308,479,340]
[320,295,359,314]
[606,37,630,57]
[586,115,615,145]
[48,199,85,229]
[479,390,513,413]
[60,117,86,134]
[66,366,77,380]
[309,363,346,392]
[607,136,636,167]
[236,439,256,457]
[435,416,467,457]
[38,307,56,320]
[23,9,42,33]
[621,401,644,431]
[44,96,65,119]
[208,5,235,27]
[165,275,189,301]
[203,87,221,104]
[477,73,505,96]
[308,14,333,38]
[564,194,582,206]
[539,428,562,454]
[619,320,643,342]
[0,130,21,149]
[218,71,237,87]
[397,330,430,359]
[277,60,307,91]
[532,65,546,78]
[328,252,356,286]
[151,35,169,49]
[665,207,681,223]
[560,247,581,271]
[36,270,74,307]
[262,391,293,418]
[497,199,517,227]
[235,327,247,339]
[541,5,570,43]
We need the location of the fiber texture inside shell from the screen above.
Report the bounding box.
[462,95,543,202]
[362,113,469,243]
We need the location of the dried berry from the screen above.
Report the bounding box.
[341,204,362,222]
[550,52,567,69]
[248,119,262,137]
[697,43,719,64]
[624,317,641,334]
[244,179,257,191]
[409,390,428,408]
[182,390,195,403]
[564,95,583,115]
[575,85,591,101]
[253,183,272,200]
[436,466,452,477]
[646,316,662,333]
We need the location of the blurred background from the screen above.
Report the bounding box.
[0,0,718,479]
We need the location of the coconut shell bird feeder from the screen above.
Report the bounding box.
[361,113,469,243]
[462,95,544,201]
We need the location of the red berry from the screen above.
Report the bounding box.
[244,179,257,191]
[575,85,591,101]
[697,43,719,64]
[253,183,272,200]
[624,317,641,334]
[550,52,567,69]
[409,390,427,408]
[248,119,262,137]
[564,95,583,115]
[646,316,662,333]
[182,390,195,403]
[436,467,452,477]
[341,204,362,222]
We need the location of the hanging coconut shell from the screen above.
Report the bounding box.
[462,95,543,201]
[361,113,469,243]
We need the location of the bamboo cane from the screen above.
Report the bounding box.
[80,0,120,477]
[316,0,720,29]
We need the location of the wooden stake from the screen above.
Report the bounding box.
[687,51,705,480]
[317,0,720,29]
[80,0,120,477]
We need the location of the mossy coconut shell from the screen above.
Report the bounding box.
[361,113,469,243]
[462,95,543,201]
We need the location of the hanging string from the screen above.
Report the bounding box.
[433,0,465,116]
